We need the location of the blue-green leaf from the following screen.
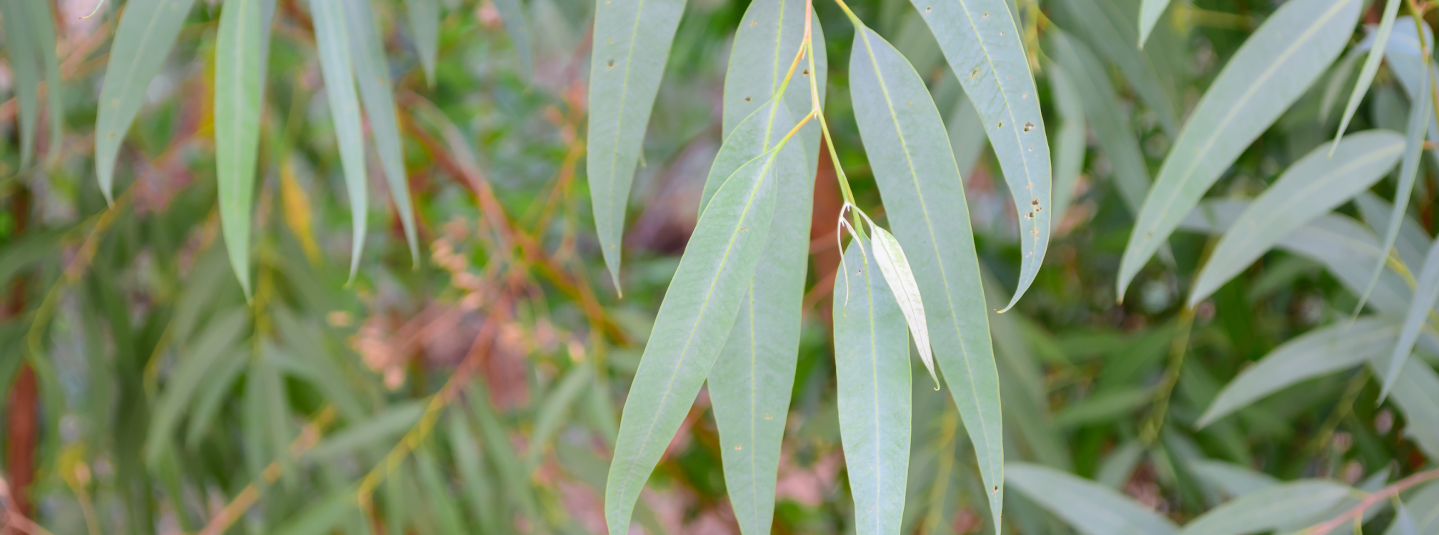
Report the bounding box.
[147,309,250,466]
[1051,0,1180,135]
[605,142,795,534]
[1332,0,1403,151]
[1137,0,1171,48]
[1374,356,1439,458]
[492,0,533,81]
[1190,459,1279,498]
[1177,480,1351,535]
[908,0,1051,310]
[1046,62,1086,229]
[1118,0,1363,300]
[834,237,911,535]
[215,0,273,296]
[0,0,40,169]
[586,0,687,290]
[1007,462,1179,535]
[403,0,439,85]
[849,24,1003,522]
[1385,236,1439,403]
[311,0,370,281]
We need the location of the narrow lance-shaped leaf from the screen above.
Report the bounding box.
[1332,0,1403,150]
[215,0,273,296]
[909,0,1051,310]
[704,102,811,533]
[94,0,201,202]
[1358,50,1432,315]
[310,0,369,281]
[20,0,61,161]
[1050,0,1179,136]
[865,220,937,386]
[1320,48,1363,124]
[491,0,533,81]
[1137,0,1170,48]
[1046,62,1086,230]
[605,142,795,534]
[587,0,687,291]
[403,0,439,85]
[1118,0,1363,301]
[719,0,826,177]
[1007,463,1179,535]
[849,24,1004,523]
[1382,236,1439,400]
[1355,192,1430,271]
[1189,130,1403,307]
[1177,480,1352,535]
[0,0,40,169]
[1196,317,1399,428]
[833,237,911,535]
[1372,356,1439,458]
[345,0,421,265]
[1190,459,1280,498]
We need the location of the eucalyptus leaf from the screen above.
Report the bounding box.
[403,0,439,85]
[1190,459,1279,498]
[1177,480,1352,535]
[311,0,370,281]
[215,0,274,296]
[1332,0,1403,151]
[492,0,533,80]
[1046,63,1087,231]
[1007,462,1179,535]
[1383,237,1439,400]
[1050,0,1179,135]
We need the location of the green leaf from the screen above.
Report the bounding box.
[1392,503,1419,535]
[184,355,246,447]
[526,362,592,469]
[403,0,439,85]
[1386,483,1439,534]
[306,401,425,459]
[467,384,539,526]
[491,0,533,81]
[908,0,1051,310]
[1357,65,1430,317]
[849,24,1004,522]
[1383,237,1439,401]
[272,486,358,535]
[345,0,420,265]
[1332,0,1402,150]
[1320,48,1363,124]
[833,237,911,535]
[146,308,250,466]
[1118,0,1363,301]
[1095,440,1145,489]
[0,0,40,169]
[1052,387,1155,428]
[1177,480,1351,535]
[1372,346,1439,458]
[1050,0,1180,135]
[215,0,273,296]
[1355,192,1430,271]
[94,0,201,202]
[1007,462,1179,535]
[1048,31,1153,219]
[446,409,500,532]
[1046,62,1086,229]
[1190,459,1279,498]
[1137,0,1170,48]
[867,223,937,385]
[1189,130,1404,307]
[20,0,60,161]
[415,448,468,534]
[707,30,817,527]
[1197,318,1397,428]
[311,0,370,281]
[586,0,686,290]
[604,143,793,534]
[946,89,987,175]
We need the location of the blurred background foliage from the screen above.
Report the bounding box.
[1,0,1438,533]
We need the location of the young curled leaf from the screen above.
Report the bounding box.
[865,219,938,388]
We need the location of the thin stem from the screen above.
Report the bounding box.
[1303,467,1439,534]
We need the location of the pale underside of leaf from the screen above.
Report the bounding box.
[95,0,202,202]
[586,0,687,292]
[311,0,369,281]
[1007,462,1179,535]
[604,144,794,535]
[1196,317,1399,428]
[1332,0,1402,151]
[215,0,273,297]
[848,24,1003,524]
[868,224,937,386]
[1118,0,1362,301]
[1176,480,1351,535]
[909,0,1051,311]
[345,0,421,265]
[834,238,911,535]
[1189,130,1404,307]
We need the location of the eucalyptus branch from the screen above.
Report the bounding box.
[1303,467,1439,534]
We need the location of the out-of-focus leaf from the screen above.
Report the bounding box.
[1051,0,1179,135]
[446,409,499,532]
[1196,318,1397,428]
[1137,0,1170,47]
[403,0,439,85]
[1333,0,1402,150]
[273,308,367,422]
[1372,355,1439,458]
[1046,62,1086,231]
[1393,504,1419,535]
[1177,480,1351,535]
[272,486,357,535]
[1355,193,1430,271]
[184,354,246,447]
[414,448,468,534]
[1387,483,1439,534]
[868,224,936,385]
[526,362,591,469]
[849,23,1003,521]
[1180,200,1412,316]
[908,0,1051,311]
[146,308,250,466]
[311,0,370,281]
[1048,31,1152,218]
[467,383,539,525]
[834,238,911,535]
[586,0,686,289]
[1359,68,1430,315]
[605,145,792,534]
[306,401,425,460]
[346,0,420,264]
[1320,48,1363,124]
[94,0,201,200]
[1053,387,1154,428]
[0,230,61,286]
[1118,0,1362,300]
[708,20,817,524]
[1189,130,1404,307]
[1190,459,1279,498]
[491,0,532,81]
[1382,236,1439,400]
[215,0,274,296]
[1095,440,1145,489]
[20,0,60,159]
[0,0,39,169]
[1007,462,1179,535]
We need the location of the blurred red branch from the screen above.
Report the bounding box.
[1303,467,1439,534]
